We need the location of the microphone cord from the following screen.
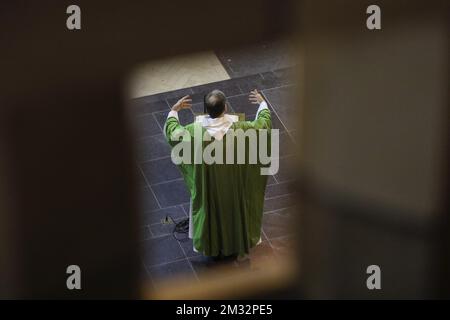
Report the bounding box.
[165,216,190,242]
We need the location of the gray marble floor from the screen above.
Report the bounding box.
[215,39,296,78]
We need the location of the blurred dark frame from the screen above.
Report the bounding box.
[0,0,448,299]
[0,0,296,299]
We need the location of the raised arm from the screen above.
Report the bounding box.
[164,95,192,147]
[246,89,271,130]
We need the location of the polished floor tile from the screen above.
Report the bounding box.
[140,187,160,213]
[265,181,293,199]
[263,85,297,132]
[149,216,186,238]
[140,226,152,241]
[136,134,171,162]
[188,255,237,279]
[136,167,148,188]
[274,155,297,183]
[130,98,169,116]
[227,94,258,114]
[142,235,185,267]
[149,259,196,284]
[263,194,295,213]
[270,235,296,258]
[141,156,181,185]
[262,213,293,240]
[215,40,295,78]
[152,179,190,208]
[141,205,186,226]
[178,238,201,258]
[133,114,162,139]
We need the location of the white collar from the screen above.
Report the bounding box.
[195,114,239,140]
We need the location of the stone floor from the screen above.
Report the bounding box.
[128,51,230,98]
[130,45,297,286]
[215,38,296,78]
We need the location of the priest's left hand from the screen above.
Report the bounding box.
[171,95,192,112]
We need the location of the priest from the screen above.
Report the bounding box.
[164,89,272,259]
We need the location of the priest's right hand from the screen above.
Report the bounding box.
[249,89,264,105]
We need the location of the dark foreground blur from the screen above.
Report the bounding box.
[0,0,448,299]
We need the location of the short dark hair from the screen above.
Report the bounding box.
[204,90,227,118]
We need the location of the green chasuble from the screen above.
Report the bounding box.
[164,109,271,256]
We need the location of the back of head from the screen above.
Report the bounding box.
[204,90,227,118]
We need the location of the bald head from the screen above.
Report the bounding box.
[204,90,227,118]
